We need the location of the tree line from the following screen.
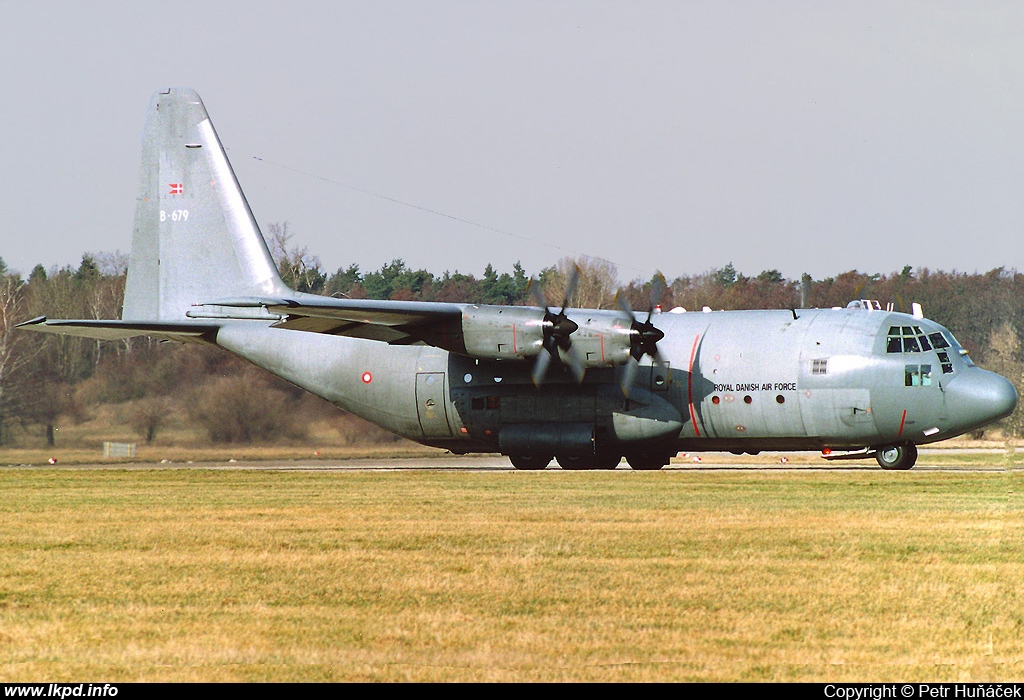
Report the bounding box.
[1,224,1021,447]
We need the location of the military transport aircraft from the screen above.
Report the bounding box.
[19,88,1018,470]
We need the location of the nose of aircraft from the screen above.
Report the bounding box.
[945,368,1018,429]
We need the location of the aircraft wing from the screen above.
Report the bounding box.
[17,317,221,344]
[198,296,468,345]
[20,296,471,347]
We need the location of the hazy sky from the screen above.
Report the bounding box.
[2,1,1022,284]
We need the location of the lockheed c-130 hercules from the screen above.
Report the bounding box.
[20,88,1018,470]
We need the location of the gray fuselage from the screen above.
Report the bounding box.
[215,304,1016,457]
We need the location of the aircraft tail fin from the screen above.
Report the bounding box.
[122,88,291,322]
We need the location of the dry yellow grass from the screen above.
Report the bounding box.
[1,467,1024,681]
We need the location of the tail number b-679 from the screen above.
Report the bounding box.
[160,209,189,222]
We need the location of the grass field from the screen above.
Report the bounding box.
[2,463,1024,681]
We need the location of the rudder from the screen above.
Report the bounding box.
[122,88,290,321]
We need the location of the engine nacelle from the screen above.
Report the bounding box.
[563,311,633,369]
[460,306,545,360]
[459,306,635,368]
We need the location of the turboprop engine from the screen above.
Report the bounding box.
[416,269,669,390]
[458,306,634,370]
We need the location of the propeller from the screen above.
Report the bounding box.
[852,279,867,301]
[529,265,585,386]
[615,272,667,396]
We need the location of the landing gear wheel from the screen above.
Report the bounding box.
[876,443,918,470]
[626,451,670,471]
[508,454,552,470]
[556,454,589,470]
[592,451,622,470]
[556,452,622,470]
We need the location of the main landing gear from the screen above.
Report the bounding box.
[875,442,918,470]
[507,450,673,470]
[507,453,552,470]
[555,452,621,470]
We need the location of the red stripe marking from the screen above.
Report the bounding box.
[688,334,701,437]
[898,409,907,437]
[512,324,517,355]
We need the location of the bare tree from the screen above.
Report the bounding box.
[0,274,37,443]
[539,256,620,310]
[985,322,1023,438]
[130,397,172,444]
[266,222,326,294]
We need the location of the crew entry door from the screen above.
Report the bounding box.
[416,372,453,438]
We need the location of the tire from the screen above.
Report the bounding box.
[875,443,918,470]
[508,454,552,470]
[626,451,670,471]
[556,454,589,470]
[592,451,622,470]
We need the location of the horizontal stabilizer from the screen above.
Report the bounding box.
[17,316,220,344]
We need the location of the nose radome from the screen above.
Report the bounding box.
[945,368,1018,428]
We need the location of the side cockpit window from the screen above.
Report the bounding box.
[937,351,953,374]
[905,364,933,387]
[928,332,950,350]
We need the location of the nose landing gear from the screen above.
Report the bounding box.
[876,443,918,470]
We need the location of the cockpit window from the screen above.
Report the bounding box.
[887,325,967,374]
[937,351,953,374]
[905,364,933,386]
[887,324,967,372]
[887,325,934,354]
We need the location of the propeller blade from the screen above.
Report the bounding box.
[649,272,667,312]
[532,348,552,388]
[527,267,583,386]
[527,277,548,310]
[619,356,640,397]
[561,263,580,311]
[563,342,586,384]
[614,290,634,319]
[613,281,665,365]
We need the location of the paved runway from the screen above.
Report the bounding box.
[16,449,1014,472]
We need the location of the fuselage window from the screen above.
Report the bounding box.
[904,364,933,387]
